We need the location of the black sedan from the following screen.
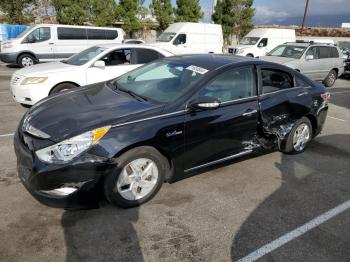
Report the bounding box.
[14,55,329,209]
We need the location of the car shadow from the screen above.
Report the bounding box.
[230,134,350,261]
[62,201,143,262]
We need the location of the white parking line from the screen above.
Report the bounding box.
[0,91,9,94]
[237,199,350,262]
[328,116,347,122]
[0,133,14,137]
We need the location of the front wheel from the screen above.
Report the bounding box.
[104,147,166,208]
[18,54,36,67]
[281,117,312,154]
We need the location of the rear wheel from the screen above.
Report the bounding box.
[104,147,166,208]
[282,117,312,154]
[324,69,337,87]
[246,54,254,57]
[18,54,36,68]
[50,83,76,94]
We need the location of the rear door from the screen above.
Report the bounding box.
[184,66,259,172]
[53,27,88,59]
[258,66,312,138]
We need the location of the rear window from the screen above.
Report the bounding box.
[57,27,87,40]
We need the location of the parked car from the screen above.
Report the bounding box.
[14,54,330,209]
[0,24,125,67]
[260,42,344,87]
[123,39,145,44]
[151,22,223,54]
[10,44,172,106]
[227,28,296,57]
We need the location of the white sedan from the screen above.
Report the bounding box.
[10,44,173,106]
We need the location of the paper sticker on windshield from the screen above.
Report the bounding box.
[186,65,209,74]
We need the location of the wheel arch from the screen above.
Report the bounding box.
[49,81,80,95]
[17,51,38,64]
[305,114,318,137]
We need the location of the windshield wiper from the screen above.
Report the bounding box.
[115,84,148,102]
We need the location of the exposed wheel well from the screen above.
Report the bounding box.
[332,68,338,76]
[49,82,80,95]
[305,114,318,136]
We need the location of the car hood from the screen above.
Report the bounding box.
[15,61,77,76]
[259,56,297,64]
[25,82,162,142]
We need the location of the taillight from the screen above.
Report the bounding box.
[321,92,330,102]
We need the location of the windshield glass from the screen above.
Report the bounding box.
[338,41,350,53]
[63,46,107,66]
[267,45,307,59]
[113,61,208,103]
[156,32,176,42]
[239,37,260,45]
[15,26,33,39]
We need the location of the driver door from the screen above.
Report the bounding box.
[86,48,137,84]
[22,27,54,60]
[172,34,188,54]
[183,66,259,172]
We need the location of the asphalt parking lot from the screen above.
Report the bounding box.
[0,64,349,262]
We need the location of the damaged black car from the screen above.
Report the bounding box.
[14,54,329,209]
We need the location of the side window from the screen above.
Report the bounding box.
[173,34,186,45]
[87,29,106,40]
[57,27,87,40]
[105,30,118,40]
[319,46,330,59]
[135,49,163,64]
[101,49,131,66]
[258,38,268,47]
[198,67,255,103]
[295,76,310,87]
[24,27,50,43]
[330,47,340,58]
[305,47,319,59]
[261,68,294,94]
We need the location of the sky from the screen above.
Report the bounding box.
[157,0,350,26]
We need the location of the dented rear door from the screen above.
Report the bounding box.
[257,65,312,139]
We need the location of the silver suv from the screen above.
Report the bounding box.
[260,42,344,87]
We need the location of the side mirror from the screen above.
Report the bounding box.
[258,43,264,47]
[93,60,105,69]
[189,97,221,111]
[305,55,314,60]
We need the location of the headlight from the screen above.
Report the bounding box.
[21,77,48,85]
[36,126,111,163]
[237,49,245,54]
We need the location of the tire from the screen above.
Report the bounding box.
[282,117,312,154]
[18,54,36,68]
[323,69,337,87]
[50,83,76,94]
[246,54,254,57]
[104,146,167,208]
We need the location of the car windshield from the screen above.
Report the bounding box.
[63,46,107,66]
[156,32,176,42]
[15,26,33,39]
[239,37,260,45]
[113,61,208,103]
[267,45,307,59]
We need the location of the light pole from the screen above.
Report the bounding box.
[301,0,310,32]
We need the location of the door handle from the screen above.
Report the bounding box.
[242,109,257,117]
[49,42,54,45]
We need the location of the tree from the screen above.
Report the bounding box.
[117,0,143,36]
[0,0,36,24]
[52,0,90,25]
[91,0,118,26]
[212,0,254,43]
[174,0,202,22]
[150,0,173,30]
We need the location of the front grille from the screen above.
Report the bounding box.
[228,48,237,54]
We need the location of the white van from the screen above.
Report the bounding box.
[228,28,296,57]
[151,22,223,54]
[0,24,124,67]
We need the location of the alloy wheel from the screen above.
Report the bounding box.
[292,123,310,151]
[22,57,34,67]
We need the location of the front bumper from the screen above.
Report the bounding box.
[14,130,113,209]
[0,52,18,64]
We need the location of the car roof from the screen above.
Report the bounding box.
[162,54,259,71]
[96,43,153,49]
[284,42,336,47]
